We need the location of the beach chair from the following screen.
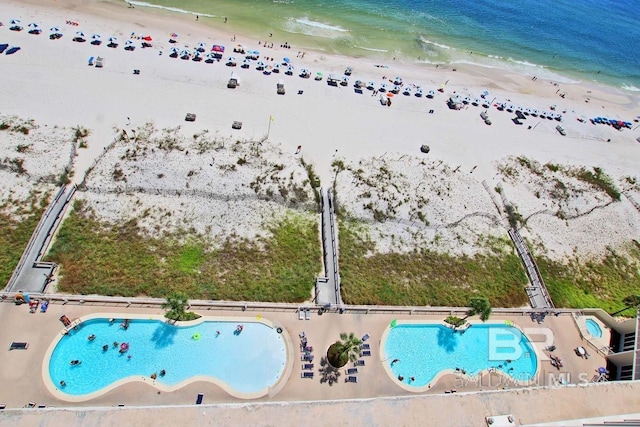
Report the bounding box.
[40,300,49,313]
[361,334,370,342]
[301,371,314,379]
[301,354,314,362]
[9,342,29,350]
[346,376,358,383]
[299,332,306,339]
[360,343,370,350]
[298,309,304,320]
[303,363,314,370]
[305,309,311,320]
[362,350,371,357]
[303,346,313,353]
[25,402,36,408]
[195,393,204,405]
[346,368,358,375]
[355,360,365,367]
[0,404,6,410]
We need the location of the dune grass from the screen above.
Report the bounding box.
[0,193,49,286]
[45,200,320,301]
[338,219,529,307]
[537,243,640,313]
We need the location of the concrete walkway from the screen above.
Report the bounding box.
[4,185,76,294]
[316,187,341,306]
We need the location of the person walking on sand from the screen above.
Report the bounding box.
[196,15,199,21]
[295,145,302,154]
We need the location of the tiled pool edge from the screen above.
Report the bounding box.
[41,313,293,402]
[379,319,541,393]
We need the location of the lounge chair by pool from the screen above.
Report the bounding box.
[298,309,304,320]
[9,342,29,350]
[303,363,314,370]
[360,343,370,350]
[305,309,311,320]
[346,376,357,383]
[354,359,365,366]
[301,371,314,379]
[361,350,371,357]
[361,333,370,342]
[195,393,204,405]
[346,368,358,375]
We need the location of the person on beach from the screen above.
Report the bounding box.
[196,15,199,21]
[224,17,227,23]
[295,145,302,154]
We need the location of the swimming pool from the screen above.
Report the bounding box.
[46,317,288,398]
[585,318,603,338]
[383,322,538,387]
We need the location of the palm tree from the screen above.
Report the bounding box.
[610,295,640,316]
[464,297,492,321]
[327,332,362,368]
[162,291,188,321]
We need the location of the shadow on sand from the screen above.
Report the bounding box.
[319,357,341,386]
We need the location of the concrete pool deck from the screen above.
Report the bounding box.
[0,300,630,424]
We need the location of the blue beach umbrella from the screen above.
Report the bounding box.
[283,57,291,63]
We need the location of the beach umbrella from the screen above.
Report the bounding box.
[170,33,178,38]
[282,57,291,64]
[10,19,20,25]
[76,31,85,38]
[390,319,397,328]
[212,45,225,52]
[108,36,118,43]
[50,26,60,32]
[180,49,191,57]
[598,367,607,374]
[28,23,39,28]
[124,39,134,46]
[170,47,179,54]
[92,34,101,40]
[142,35,152,41]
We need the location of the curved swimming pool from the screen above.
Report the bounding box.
[46,317,287,398]
[585,319,603,338]
[383,322,538,387]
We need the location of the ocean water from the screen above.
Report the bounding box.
[126,0,640,90]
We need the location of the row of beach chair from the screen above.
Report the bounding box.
[300,331,314,378]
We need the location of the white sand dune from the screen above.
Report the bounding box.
[1,0,638,261]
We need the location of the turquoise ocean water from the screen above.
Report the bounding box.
[126,0,640,91]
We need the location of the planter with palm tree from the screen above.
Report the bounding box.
[162,290,201,322]
[327,332,362,368]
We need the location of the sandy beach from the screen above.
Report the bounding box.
[1,0,639,269]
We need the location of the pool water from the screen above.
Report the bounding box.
[585,319,603,338]
[384,323,538,387]
[48,318,287,396]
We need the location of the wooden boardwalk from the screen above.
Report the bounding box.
[508,228,554,309]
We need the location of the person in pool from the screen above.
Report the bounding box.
[88,334,96,341]
[59,380,66,387]
[70,360,81,366]
[159,369,166,377]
